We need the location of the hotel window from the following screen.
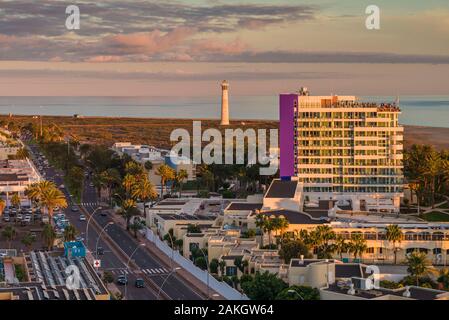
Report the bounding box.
[226,266,237,276]
[366,247,375,254]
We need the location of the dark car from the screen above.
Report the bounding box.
[97,247,104,255]
[117,275,128,285]
[135,278,145,288]
[100,211,107,217]
[71,206,79,212]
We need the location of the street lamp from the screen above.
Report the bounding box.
[157,267,181,300]
[85,206,103,249]
[287,289,304,300]
[197,248,210,300]
[95,222,114,260]
[124,243,145,300]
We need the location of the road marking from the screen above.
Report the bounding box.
[158,268,165,273]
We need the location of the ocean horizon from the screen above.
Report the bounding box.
[0,95,448,128]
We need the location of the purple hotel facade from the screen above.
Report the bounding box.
[279,94,297,179]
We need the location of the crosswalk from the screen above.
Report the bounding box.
[108,267,170,276]
[78,202,101,207]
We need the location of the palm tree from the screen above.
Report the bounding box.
[122,174,136,197]
[10,193,21,209]
[255,214,268,246]
[386,224,402,264]
[406,250,432,286]
[423,150,442,208]
[350,234,367,261]
[2,226,16,249]
[63,225,77,242]
[278,217,289,237]
[156,164,175,197]
[174,169,188,197]
[437,268,449,290]
[131,178,157,218]
[40,187,67,218]
[42,223,56,251]
[334,235,348,260]
[0,198,6,217]
[119,199,140,231]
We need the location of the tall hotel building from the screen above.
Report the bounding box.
[280,88,404,213]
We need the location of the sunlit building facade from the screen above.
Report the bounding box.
[280,88,404,213]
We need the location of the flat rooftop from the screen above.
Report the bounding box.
[255,209,327,225]
[226,202,263,211]
[265,180,298,198]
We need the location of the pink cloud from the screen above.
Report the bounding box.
[104,27,196,55]
[84,55,126,63]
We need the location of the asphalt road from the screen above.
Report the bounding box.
[82,176,204,300]
[27,143,155,300]
[28,142,203,300]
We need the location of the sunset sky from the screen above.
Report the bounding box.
[1,0,448,96]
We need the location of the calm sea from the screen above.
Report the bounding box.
[0,95,448,128]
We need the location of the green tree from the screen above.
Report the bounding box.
[174,169,188,197]
[10,193,21,209]
[437,268,449,290]
[349,233,367,261]
[129,219,144,238]
[279,239,311,264]
[275,285,320,300]
[156,164,175,197]
[241,271,288,300]
[21,232,36,251]
[386,224,402,264]
[210,258,219,274]
[406,251,433,286]
[334,235,349,260]
[42,224,56,250]
[195,256,208,270]
[131,177,157,218]
[2,226,17,248]
[119,198,140,231]
[63,225,77,242]
[187,224,201,233]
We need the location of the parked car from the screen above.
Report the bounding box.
[116,275,128,285]
[135,278,145,288]
[42,215,49,224]
[16,214,23,221]
[3,215,10,222]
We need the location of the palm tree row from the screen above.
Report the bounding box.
[255,214,289,248]
[405,145,449,208]
[25,180,68,218]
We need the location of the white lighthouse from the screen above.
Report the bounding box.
[220,80,230,125]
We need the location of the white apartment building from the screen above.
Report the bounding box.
[280,88,404,213]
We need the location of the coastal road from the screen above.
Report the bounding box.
[27,143,157,300]
[81,176,204,300]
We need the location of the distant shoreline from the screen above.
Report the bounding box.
[1,114,448,150]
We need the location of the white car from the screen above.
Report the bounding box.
[79,215,87,221]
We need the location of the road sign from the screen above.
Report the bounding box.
[93,260,101,268]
